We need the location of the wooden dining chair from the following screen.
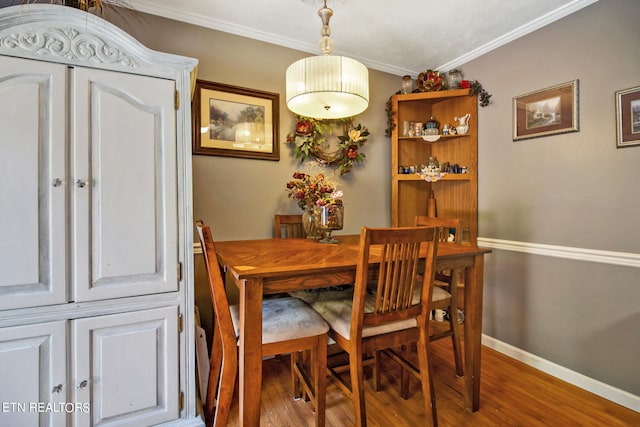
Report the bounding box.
[310,226,440,427]
[196,220,329,427]
[414,216,464,377]
[274,214,305,238]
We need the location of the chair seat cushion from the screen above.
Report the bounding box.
[411,284,451,304]
[312,286,452,340]
[428,286,451,302]
[311,294,416,339]
[230,297,328,344]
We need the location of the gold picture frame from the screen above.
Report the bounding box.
[615,85,640,148]
[192,80,279,160]
[513,80,579,141]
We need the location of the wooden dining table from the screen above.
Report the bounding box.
[214,234,491,426]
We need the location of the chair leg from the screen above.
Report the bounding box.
[399,344,411,399]
[292,350,312,402]
[291,351,302,399]
[213,355,238,427]
[289,339,326,427]
[449,313,464,377]
[206,323,238,427]
[292,350,312,401]
[313,335,327,427]
[205,326,223,425]
[373,350,382,391]
[417,327,438,427]
[450,271,464,377]
[309,348,317,409]
[350,348,367,427]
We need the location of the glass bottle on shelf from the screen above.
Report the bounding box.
[446,69,462,89]
[401,75,413,94]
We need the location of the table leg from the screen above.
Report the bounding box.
[238,278,263,426]
[463,254,484,411]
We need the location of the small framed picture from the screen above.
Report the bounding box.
[192,80,280,160]
[513,80,579,141]
[615,86,640,148]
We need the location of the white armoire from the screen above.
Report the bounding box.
[0,5,201,427]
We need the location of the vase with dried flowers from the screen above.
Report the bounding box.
[285,170,343,239]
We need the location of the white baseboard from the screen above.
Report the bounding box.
[482,334,640,413]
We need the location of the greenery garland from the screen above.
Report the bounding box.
[286,116,370,175]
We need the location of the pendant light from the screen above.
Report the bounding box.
[286,1,369,119]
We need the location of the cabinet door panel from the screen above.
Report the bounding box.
[72,68,178,302]
[72,306,179,427]
[0,57,67,310]
[0,321,67,427]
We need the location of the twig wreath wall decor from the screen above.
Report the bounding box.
[286,116,369,175]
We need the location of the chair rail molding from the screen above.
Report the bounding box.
[477,237,640,269]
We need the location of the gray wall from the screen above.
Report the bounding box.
[110,0,639,403]
[462,0,640,397]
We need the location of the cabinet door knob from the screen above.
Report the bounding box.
[76,179,88,188]
[52,178,64,187]
[76,379,89,389]
[52,384,64,394]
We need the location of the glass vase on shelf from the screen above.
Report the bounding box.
[446,69,462,89]
[302,205,319,240]
[314,204,344,244]
[401,75,413,94]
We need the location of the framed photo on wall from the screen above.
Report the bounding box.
[615,86,640,148]
[192,80,279,160]
[513,80,579,141]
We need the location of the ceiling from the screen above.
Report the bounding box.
[124,0,598,76]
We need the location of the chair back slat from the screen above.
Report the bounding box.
[374,241,420,313]
[355,226,438,331]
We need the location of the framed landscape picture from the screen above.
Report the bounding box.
[615,85,640,148]
[513,80,579,141]
[192,80,279,160]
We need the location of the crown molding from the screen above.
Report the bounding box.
[437,0,599,71]
[125,0,599,76]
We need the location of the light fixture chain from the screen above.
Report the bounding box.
[317,0,334,55]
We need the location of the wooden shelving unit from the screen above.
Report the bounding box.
[391,89,478,244]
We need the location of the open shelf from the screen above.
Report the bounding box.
[391,90,479,244]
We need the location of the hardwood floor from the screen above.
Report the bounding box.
[225,339,639,426]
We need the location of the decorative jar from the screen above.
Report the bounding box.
[446,69,462,89]
[423,116,439,135]
[401,75,413,94]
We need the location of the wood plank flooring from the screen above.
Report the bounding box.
[225,339,639,426]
